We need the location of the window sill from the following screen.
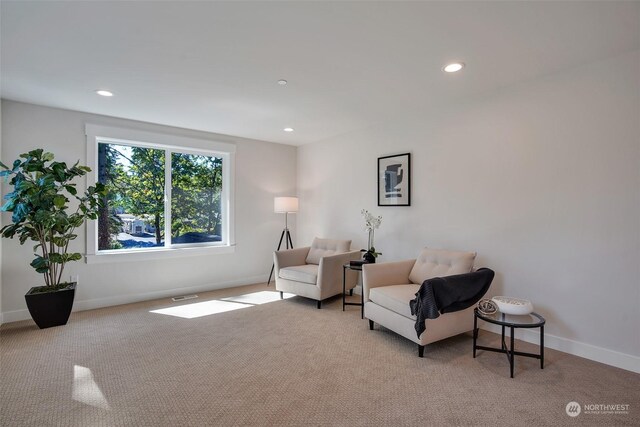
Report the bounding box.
[85,244,235,264]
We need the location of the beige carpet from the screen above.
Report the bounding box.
[1,283,638,426]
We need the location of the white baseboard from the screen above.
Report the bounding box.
[0,274,269,324]
[480,323,640,374]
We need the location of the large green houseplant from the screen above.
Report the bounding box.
[0,149,104,328]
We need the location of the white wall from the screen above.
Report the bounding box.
[298,50,640,372]
[0,100,3,324]
[1,100,297,321]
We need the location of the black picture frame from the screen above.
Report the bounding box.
[378,153,411,206]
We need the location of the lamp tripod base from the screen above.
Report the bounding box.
[267,228,293,285]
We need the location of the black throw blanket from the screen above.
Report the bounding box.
[409,268,495,338]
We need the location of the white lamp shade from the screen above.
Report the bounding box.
[274,197,299,213]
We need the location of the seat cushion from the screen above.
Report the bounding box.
[369,284,419,320]
[279,264,319,285]
[408,247,476,285]
[305,238,351,265]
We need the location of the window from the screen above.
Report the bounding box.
[86,125,235,262]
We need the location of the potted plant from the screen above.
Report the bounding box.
[0,149,104,328]
[360,209,382,263]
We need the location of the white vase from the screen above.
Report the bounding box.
[492,296,534,315]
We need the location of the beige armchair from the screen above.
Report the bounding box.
[274,238,361,308]
[363,247,477,357]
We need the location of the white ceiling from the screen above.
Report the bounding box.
[2,1,639,146]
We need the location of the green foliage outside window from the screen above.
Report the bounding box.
[97,143,222,251]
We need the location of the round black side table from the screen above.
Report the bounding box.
[342,263,364,318]
[473,308,546,378]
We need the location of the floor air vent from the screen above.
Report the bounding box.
[172,294,198,302]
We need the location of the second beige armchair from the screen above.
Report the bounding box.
[274,238,361,308]
[363,247,478,357]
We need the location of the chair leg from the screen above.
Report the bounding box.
[317,300,322,309]
[279,291,283,300]
[418,345,425,358]
[368,319,374,330]
[349,288,353,296]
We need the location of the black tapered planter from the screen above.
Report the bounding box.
[25,283,76,329]
[363,252,376,263]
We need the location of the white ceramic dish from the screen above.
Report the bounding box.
[492,296,533,315]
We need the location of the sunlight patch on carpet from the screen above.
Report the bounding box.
[222,291,295,305]
[72,365,110,410]
[150,291,294,319]
[150,300,251,319]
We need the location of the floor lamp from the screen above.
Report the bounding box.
[268,196,298,285]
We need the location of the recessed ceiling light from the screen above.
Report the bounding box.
[443,62,464,73]
[96,90,114,97]
[283,127,294,132]
[277,80,288,85]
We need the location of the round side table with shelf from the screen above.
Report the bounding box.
[473,308,546,378]
[342,263,365,319]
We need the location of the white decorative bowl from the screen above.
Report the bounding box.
[492,296,533,315]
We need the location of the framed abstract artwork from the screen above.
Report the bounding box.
[378,153,411,206]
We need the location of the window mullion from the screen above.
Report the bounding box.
[165,150,172,248]
[221,156,228,245]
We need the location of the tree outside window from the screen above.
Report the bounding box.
[97,142,223,251]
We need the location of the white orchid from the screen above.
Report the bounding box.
[361,209,382,258]
[361,209,382,232]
